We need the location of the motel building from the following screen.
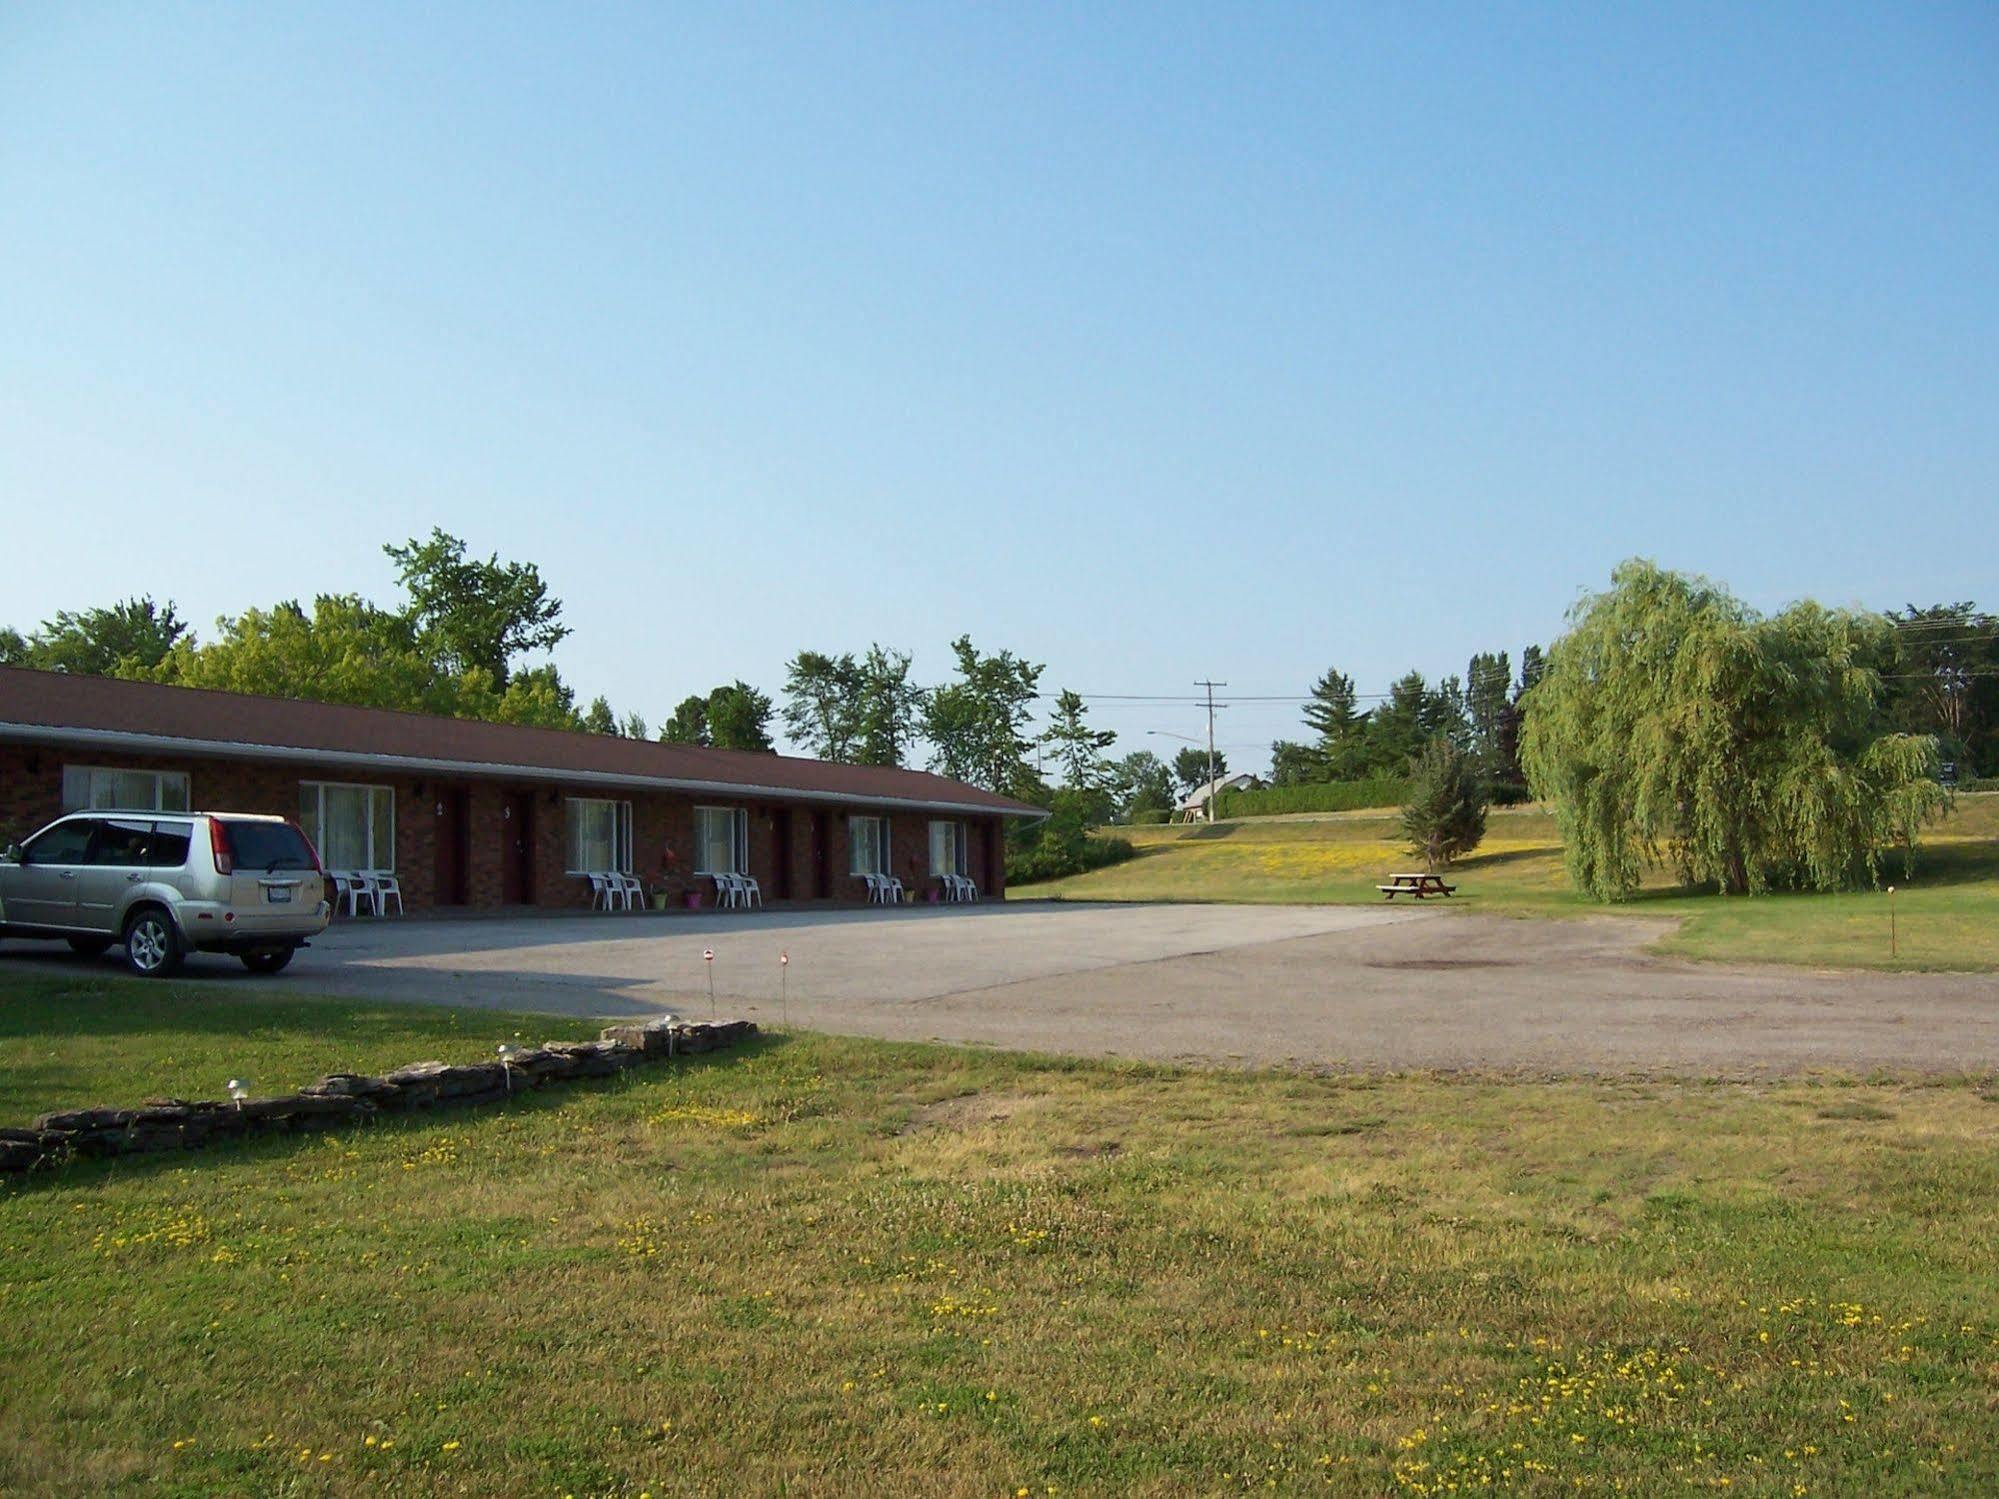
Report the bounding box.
[0,667,1039,912]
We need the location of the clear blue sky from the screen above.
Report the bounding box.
[4,5,1994,766]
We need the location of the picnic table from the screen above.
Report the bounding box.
[1377,871,1456,900]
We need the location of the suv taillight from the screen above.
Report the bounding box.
[288,818,326,877]
[209,819,234,876]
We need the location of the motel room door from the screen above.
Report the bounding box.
[811,811,832,899]
[433,787,471,906]
[501,790,535,904]
[770,809,794,901]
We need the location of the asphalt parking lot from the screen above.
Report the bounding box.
[16,899,1991,1077]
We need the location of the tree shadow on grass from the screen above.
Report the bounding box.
[1448,844,1565,873]
[0,1030,796,1196]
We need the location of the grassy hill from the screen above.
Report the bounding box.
[1020,794,1999,972]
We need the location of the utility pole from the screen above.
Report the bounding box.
[1194,679,1227,822]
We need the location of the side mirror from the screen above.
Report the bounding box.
[0,844,20,864]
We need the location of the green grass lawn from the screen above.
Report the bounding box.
[5,975,1999,1494]
[1022,793,1999,972]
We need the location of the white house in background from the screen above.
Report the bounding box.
[1174,772,1259,822]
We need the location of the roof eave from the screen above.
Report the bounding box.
[0,722,1049,821]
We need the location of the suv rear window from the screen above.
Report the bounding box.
[219,820,318,872]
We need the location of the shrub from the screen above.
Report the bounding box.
[1006,788,1138,884]
[1211,777,1411,819]
[1125,808,1171,825]
[1007,832,1136,885]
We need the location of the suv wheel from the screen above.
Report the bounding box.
[122,908,183,978]
[239,945,296,975]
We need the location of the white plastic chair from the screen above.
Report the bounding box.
[858,872,881,904]
[737,873,763,909]
[883,874,905,905]
[586,872,612,911]
[615,873,646,911]
[712,872,739,909]
[372,871,404,916]
[336,872,375,918]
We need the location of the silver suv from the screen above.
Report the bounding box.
[0,812,330,977]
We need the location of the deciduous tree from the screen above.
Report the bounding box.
[384,529,569,688]
[1522,561,1946,900]
[922,636,1044,797]
[706,681,775,752]
[10,597,189,676]
[659,695,710,745]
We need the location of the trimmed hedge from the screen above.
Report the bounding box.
[1212,777,1412,819]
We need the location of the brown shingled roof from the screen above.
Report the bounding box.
[0,666,1043,817]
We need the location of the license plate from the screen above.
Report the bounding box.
[265,886,293,904]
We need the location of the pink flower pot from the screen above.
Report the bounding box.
[684,891,703,909]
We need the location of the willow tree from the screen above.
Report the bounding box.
[1521,561,1945,900]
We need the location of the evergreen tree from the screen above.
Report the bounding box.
[1301,667,1367,776]
[1364,672,1431,771]
[1421,674,1473,750]
[1039,689,1117,793]
[580,696,619,735]
[1518,645,1547,696]
[1400,739,1489,871]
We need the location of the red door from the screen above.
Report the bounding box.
[502,791,535,904]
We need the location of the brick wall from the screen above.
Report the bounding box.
[0,744,1010,910]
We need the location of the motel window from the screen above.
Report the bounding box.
[693,806,749,875]
[929,819,967,877]
[565,798,633,874]
[848,814,889,876]
[299,782,396,872]
[61,765,190,815]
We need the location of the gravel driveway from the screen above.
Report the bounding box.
[52,899,1993,1078]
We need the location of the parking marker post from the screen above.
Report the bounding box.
[704,947,715,1017]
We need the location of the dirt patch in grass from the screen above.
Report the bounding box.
[1817,1099,1898,1121]
[898,1090,1041,1135]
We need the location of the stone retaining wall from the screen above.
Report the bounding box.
[0,1017,758,1176]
